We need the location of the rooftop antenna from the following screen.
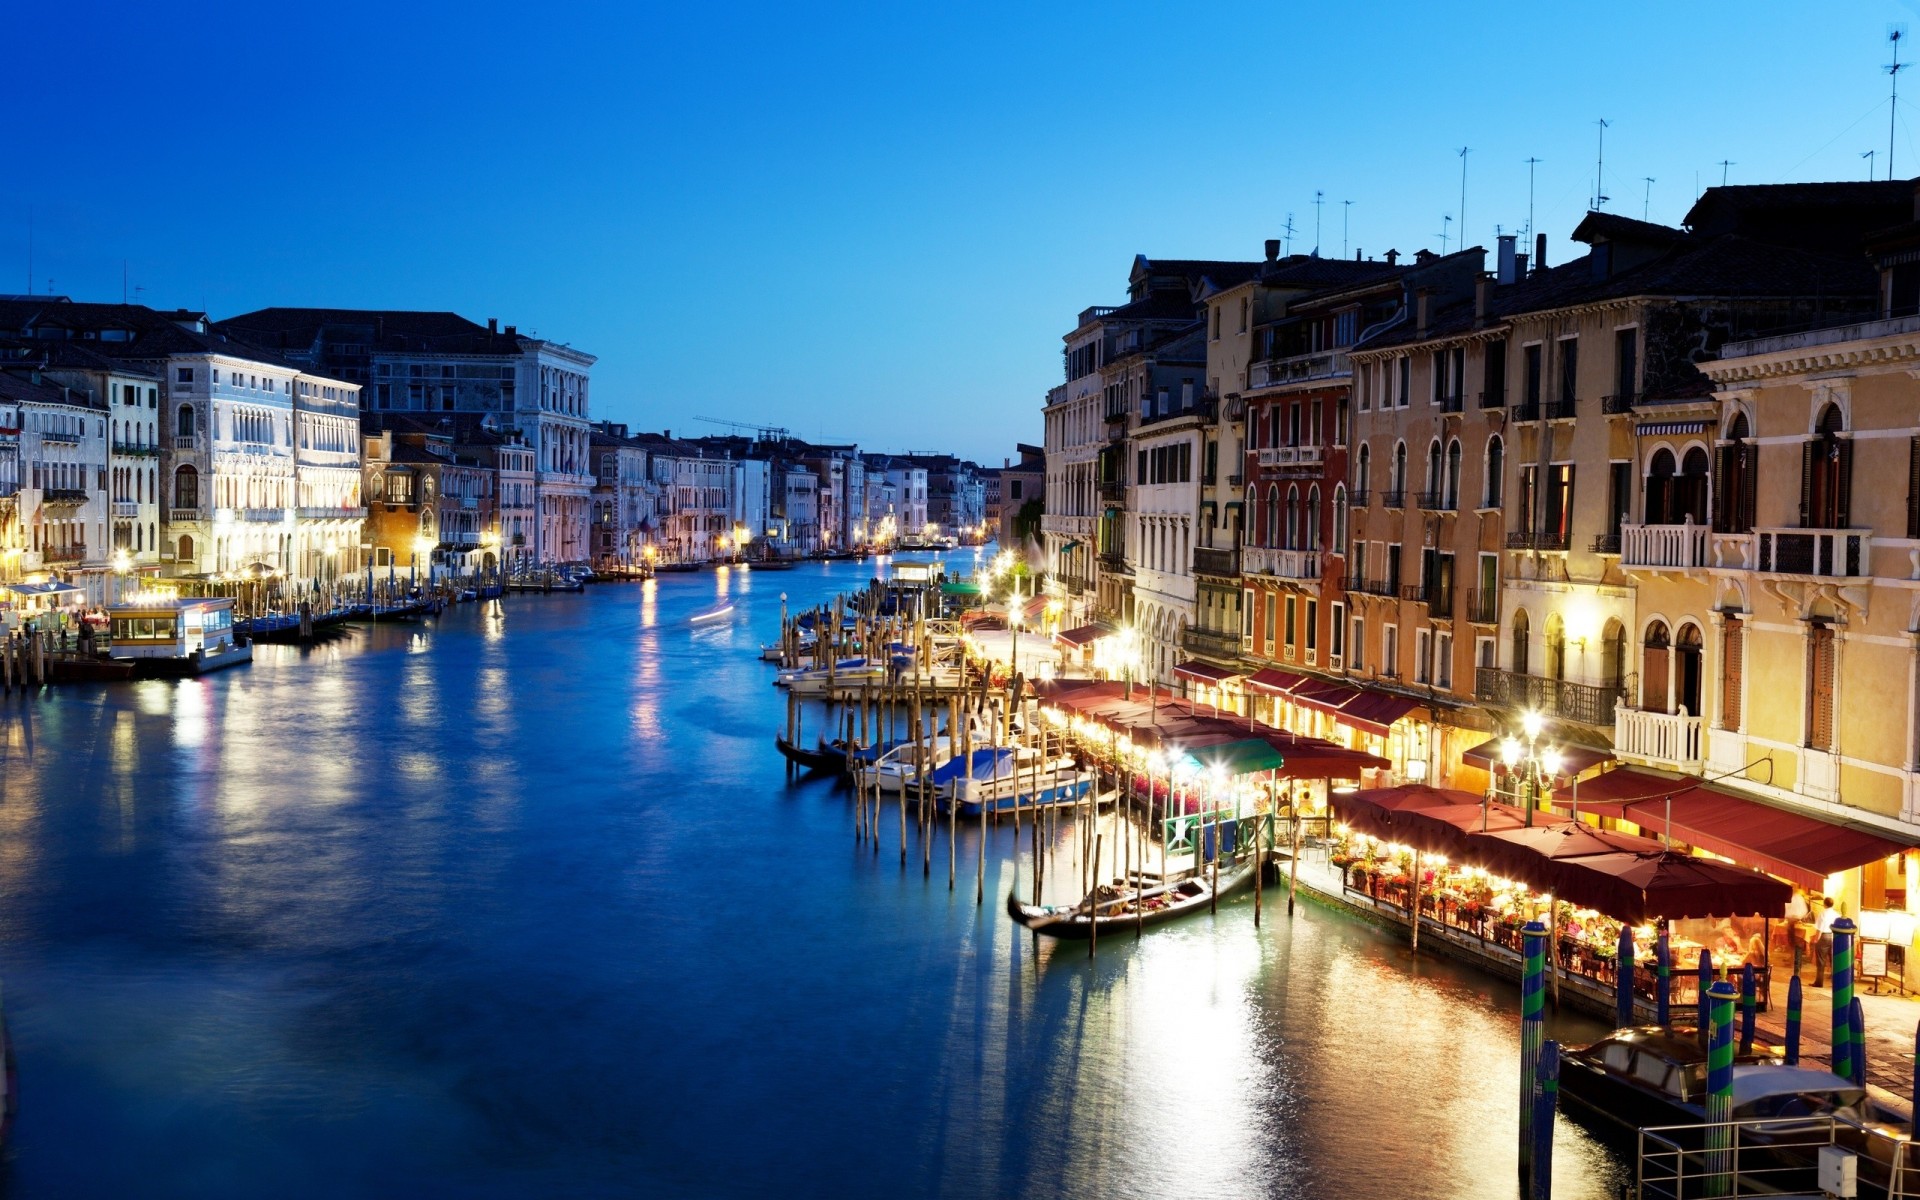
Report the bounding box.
[1458,146,1471,249]
[1524,157,1543,241]
[122,260,128,304]
[1342,200,1353,258]
[1437,214,1452,254]
[1718,159,1736,187]
[1864,149,1878,180]
[1642,177,1655,221]
[1889,26,1908,178]
[1593,119,1610,209]
[1282,212,1296,257]
[1313,190,1324,256]
[25,205,31,294]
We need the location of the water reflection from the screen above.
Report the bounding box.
[0,560,1627,1199]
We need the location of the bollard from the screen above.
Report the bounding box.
[1518,920,1548,1186]
[1785,975,1803,1065]
[1615,924,1635,1030]
[1697,948,1713,1045]
[1850,996,1867,1089]
[1530,1039,1559,1200]
[1656,928,1671,1028]
[1833,917,1857,1085]
[1739,964,1756,1056]
[1704,980,1738,1197]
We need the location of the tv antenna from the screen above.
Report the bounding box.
[1718,159,1736,187]
[1524,157,1542,241]
[1314,190,1324,256]
[1864,149,1878,180]
[1593,119,1610,209]
[1642,177,1656,221]
[1342,199,1353,258]
[1889,26,1909,178]
[1282,213,1296,257]
[1437,214,1452,255]
[1457,147,1472,250]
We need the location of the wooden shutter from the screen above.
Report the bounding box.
[1909,437,1920,539]
[1712,445,1730,532]
[1799,441,1815,528]
[1835,440,1853,528]
[1808,625,1835,751]
[1720,618,1744,731]
[1738,446,1756,533]
[1642,642,1670,714]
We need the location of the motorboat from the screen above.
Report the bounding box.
[852,736,956,794]
[690,602,735,625]
[930,748,1097,817]
[772,657,888,695]
[1007,858,1257,940]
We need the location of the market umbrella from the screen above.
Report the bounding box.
[1468,822,1666,894]
[1546,851,1791,926]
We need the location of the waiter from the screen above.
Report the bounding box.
[1813,896,1838,987]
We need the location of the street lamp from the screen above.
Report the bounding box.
[1115,625,1140,700]
[1496,708,1564,828]
[413,534,434,589]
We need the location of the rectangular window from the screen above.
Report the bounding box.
[1476,635,1495,669]
[1284,596,1297,647]
[1383,624,1399,678]
[1608,461,1631,540]
[1416,629,1433,684]
[1397,356,1411,407]
[1546,465,1575,545]
[1524,344,1542,408]
[1385,542,1402,593]
[1484,338,1508,406]
[1351,616,1365,670]
[1614,328,1638,399]
[1136,450,1147,484]
[1807,623,1836,751]
[176,367,194,384]
[1558,337,1579,405]
[1305,599,1318,653]
[1243,589,1255,641]
[1721,617,1744,731]
[1265,594,1278,652]
[1435,630,1453,689]
[1330,601,1344,659]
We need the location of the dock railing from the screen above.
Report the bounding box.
[1636,1115,1920,1199]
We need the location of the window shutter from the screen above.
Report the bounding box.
[1642,643,1670,713]
[1799,441,1815,528]
[1808,626,1835,751]
[1738,446,1756,533]
[1910,437,1920,539]
[1720,618,1743,731]
[1712,445,1729,532]
[1835,440,1854,528]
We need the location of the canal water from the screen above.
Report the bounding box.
[0,557,1631,1198]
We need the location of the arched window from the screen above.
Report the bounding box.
[1511,609,1531,675]
[1248,484,1262,546]
[1545,613,1567,681]
[1356,444,1371,497]
[1392,441,1407,496]
[1266,485,1281,548]
[1675,623,1704,714]
[1333,484,1348,553]
[1642,620,1672,713]
[1646,447,1678,524]
[1307,485,1322,551]
[1715,412,1755,534]
[1426,438,1442,496]
[1444,439,1462,508]
[1679,447,1710,525]
[177,534,194,565]
[1485,435,1504,508]
[1285,485,1300,550]
[1803,403,1850,529]
[173,465,199,510]
[1601,619,1627,690]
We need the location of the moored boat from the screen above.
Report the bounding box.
[774,736,846,774]
[1007,858,1258,939]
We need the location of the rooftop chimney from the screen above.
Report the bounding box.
[487,318,498,334]
[1496,234,1518,285]
[1475,276,1493,326]
[1415,288,1431,337]
[504,325,517,338]
[1415,249,1436,265]
[1264,238,1280,262]
[1513,252,1529,278]
[1534,233,1548,274]
[1911,180,1920,220]
[1385,249,1400,266]
[1355,248,1363,261]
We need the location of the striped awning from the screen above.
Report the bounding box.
[1636,421,1709,436]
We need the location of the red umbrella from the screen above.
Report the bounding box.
[1469,822,1667,893]
[1546,851,1791,924]
[1331,784,1483,847]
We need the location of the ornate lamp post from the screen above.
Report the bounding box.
[1497,709,1565,829]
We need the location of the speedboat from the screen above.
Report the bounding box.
[773,657,887,695]
[853,736,956,794]
[930,748,1097,817]
[690,602,735,624]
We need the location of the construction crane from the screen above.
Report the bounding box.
[694,415,860,446]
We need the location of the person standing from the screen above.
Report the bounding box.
[1785,890,1811,980]
[1813,896,1838,987]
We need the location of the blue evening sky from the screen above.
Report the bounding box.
[10,1,1920,463]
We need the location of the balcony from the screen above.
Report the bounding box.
[1381,489,1406,509]
[40,489,87,508]
[1348,575,1397,597]
[112,500,139,518]
[1099,479,1127,503]
[1620,521,1709,570]
[1182,625,1243,662]
[169,507,200,522]
[1601,392,1637,414]
[1415,490,1456,512]
[112,442,159,457]
[1227,473,1243,488]
[41,433,79,447]
[1254,445,1326,471]
[1753,528,1870,578]
[1403,582,1454,611]
[1103,406,1128,425]
[1099,550,1128,572]
[41,545,85,563]
[1464,590,1498,624]
[1546,398,1578,420]
[1615,707,1704,772]
[1512,401,1541,422]
[1192,546,1240,577]
[1438,391,1464,414]
[1478,389,1507,410]
[173,433,199,451]
[1505,529,1569,551]
[1249,351,1350,389]
[1590,533,1621,555]
[1347,488,1370,509]
[297,506,367,520]
[1246,548,1321,580]
[1475,667,1626,727]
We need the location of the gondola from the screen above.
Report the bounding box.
[774,736,846,774]
[1006,858,1258,940]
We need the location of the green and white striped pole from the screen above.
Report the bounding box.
[1832,917,1856,1085]
[1518,919,1548,1186]
[1850,996,1867,1089]
[1705,979,1738,1197]
[1739,964,1756,1055]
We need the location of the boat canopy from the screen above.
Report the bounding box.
[927,748,1017,785]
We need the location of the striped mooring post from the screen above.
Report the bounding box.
[1850,997,1867,1088]
[1615,924,1635,1029]
[1739,964,1757,1055]
[1704,980,1739,1197]
[1655,927,1671,1027]
[1912,1020,1920,1108]
[1530,1039,1560,1200]
[1518,920,1549,1187]
[1785,975,1803,1066]
[1832,917,1857,1085]
[1697,948,1714,1043]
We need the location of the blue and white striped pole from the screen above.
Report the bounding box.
[1615,924,1635,1029]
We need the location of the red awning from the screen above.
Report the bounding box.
[1558,768,1697,820]
[1619,786,1914,891]
[1336,691,1423,738]
[1543,851,1792,923]
[1245,667,1310,695]
[1461,737,1615,776]
[1053,623,1107,648]
[1174,661,1242,685]
[1021,595,1051,622]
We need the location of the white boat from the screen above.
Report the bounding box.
[930,748,1101,816]
[773,656,888,695]
[853,736,956,794]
